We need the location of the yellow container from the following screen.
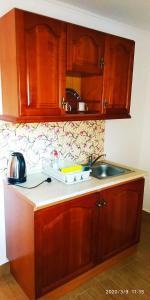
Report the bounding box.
[60,165,83,173]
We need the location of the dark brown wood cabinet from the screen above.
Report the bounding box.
[0,8,135,122]
[4,178,144,299]
[102,34,135,118]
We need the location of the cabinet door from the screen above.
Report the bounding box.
[97,179,144,262]
[67,24,105,74]
[17,10,66,117]
[35,193,99,297]
[102,35,135,118]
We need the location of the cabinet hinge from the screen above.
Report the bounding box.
[103,99,108,108]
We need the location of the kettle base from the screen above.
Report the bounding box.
[7,177,27,184]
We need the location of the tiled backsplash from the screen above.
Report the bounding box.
[0,120,105,174]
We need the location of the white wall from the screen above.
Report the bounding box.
[137,61,150,213]
[0,0,150,264]
[105,37,150,166]
[104,31,150,213]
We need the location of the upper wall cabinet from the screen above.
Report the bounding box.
[0,8,135,122]
[67,24,105,75]
[23,12,66,117]
[65,24,105,116]
[102,34,135,119]
[0,9,66,122]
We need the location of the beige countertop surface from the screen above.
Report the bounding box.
[7,160,147,210]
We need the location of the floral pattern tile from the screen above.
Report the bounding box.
[0,120,105,174]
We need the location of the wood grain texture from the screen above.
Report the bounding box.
[0,9,135,122]
[67,24,105,74]
[1,212,149,300]
[17,10,66,117]
[0,9,19,117]
[39,245,137,300]
[98,178,144,262]
[0,111,131,122]
[4,183,35,300]
[102,34,135,117]
[0,9,66,119]
[66,74,103,114]
[81,75,103,113]
[4,178,144,299]
[66,76,81,95]
[35,193,99,297]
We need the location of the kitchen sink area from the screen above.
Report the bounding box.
[90,162,133,179]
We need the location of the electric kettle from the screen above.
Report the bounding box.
[7,152,26,184]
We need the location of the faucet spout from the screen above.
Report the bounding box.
[88,154,106,167]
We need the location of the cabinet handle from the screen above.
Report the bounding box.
[96,199,107,208]
[99,57,104,69]
[102,199,107,206]
[96,200,103,208]
[61,97,67,109]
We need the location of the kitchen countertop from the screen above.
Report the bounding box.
[6,160,147,210]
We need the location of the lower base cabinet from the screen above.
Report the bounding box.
[35,193,99,296]
[98,179,144,262]
[4,178,144,299]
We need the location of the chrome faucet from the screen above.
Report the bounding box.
[88,154,106,167]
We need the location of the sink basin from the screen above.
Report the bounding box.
[91,163,132,179]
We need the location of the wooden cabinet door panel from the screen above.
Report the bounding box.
[35,193,99,297]
[102,35,135,118]
[67,24,105,74]
[97,179,144,262]
[0,9,136,122]
[18,11,66,116]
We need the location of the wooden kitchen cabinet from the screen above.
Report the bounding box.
[34,178,144,298]
[102,34,135,118]
[4,178,144,299]
[97,179,144,262]
[0,9,66,122]
[66,24,104,115]
[35,193,99,296]
[67,24,105,74]
[66,29,135,119]
[0,8,135,122]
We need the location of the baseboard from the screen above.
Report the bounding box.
[0,262,10,277]
[143,209,150,214]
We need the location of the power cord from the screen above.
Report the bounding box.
[8,177,52,189]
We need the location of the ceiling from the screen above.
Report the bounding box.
[55,0,150,31]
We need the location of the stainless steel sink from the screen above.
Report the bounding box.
[91,162,132,179]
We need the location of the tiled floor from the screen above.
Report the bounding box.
[0,211,150,300]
